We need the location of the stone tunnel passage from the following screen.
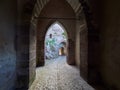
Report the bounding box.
[29,56,94,90]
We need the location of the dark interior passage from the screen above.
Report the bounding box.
[0,0,120,90]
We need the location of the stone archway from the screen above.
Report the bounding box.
[16,0,99,89]
[36,19,75,66]
[32,0,89,78]
[44,22,68,63]
[59,42,67,56]
[36,0,77,67]
[15,0,99,87]
[32,0,100,86]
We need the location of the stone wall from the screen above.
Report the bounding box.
[16,0,36,89]
[75,10,88,81]
[29,24,36,86]
[83,0,120,89]
[99,0,120,89]
[79,0,101,85]
[0,0,16,90]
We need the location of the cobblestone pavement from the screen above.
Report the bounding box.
[29,56,95,90]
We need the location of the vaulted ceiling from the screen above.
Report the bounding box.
[31,0,82,25]
[34,0,81,16]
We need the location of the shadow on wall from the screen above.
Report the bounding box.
[0,0,16,90]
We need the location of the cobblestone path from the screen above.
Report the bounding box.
[29,56,95,90]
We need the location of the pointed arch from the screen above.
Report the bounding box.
[44,21,69,63]
[46,21,68,40]
[36,0,77,66]
[31,0,81,26]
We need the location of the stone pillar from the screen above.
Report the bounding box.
[80,29,88,81]
[67,39,75,65]
[36,40,45,66]
[15,0,37,89]
[79,0,101,84]
[29,24,36,86]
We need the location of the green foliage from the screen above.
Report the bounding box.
[62,32,67,38]
[46,38,56,46]
[45,38,57,51]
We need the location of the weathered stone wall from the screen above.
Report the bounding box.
[75,10,88,81]
[0,0,17,90]
[80,28,88,81]
[99,0,120,89]
[16,0,36,89]
[36,0,76,66]
[83,0,120,89]
[15,26,30,89]
[29,24,36,86]
[79,0,101,85]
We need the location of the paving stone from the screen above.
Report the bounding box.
[29,56,95,90]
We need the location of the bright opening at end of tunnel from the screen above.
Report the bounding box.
[45,22,68,62]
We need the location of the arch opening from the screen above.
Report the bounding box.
[44,22,68,64]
